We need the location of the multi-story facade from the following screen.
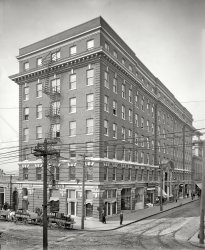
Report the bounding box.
[192,135,203,193]
[9,17,194,218]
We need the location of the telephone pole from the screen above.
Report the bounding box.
[182,125,185,198]
[9,175,12,209]
[33,139,59,250]
[80,154,86,230]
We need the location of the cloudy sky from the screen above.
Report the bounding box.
[0,0,205,173]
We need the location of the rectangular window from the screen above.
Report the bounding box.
[104,96,109,112]
[129,65,133,72]
[36,83,42,98]
[122,58,125,65]
[51,123,60,138]
[86,118,94,134]
[24,62,29,71]
[37,58,42,67]
[70,45,77,55]
[135,114,139,127]
[23,86,29,101]
[128,129,132,142]
[122,83,125,98]
[51,78,60,93]
[104,120,108,136]
[51,51,60,61]
[141,117,144,129]
[69,121,76,136]
[147,137,150,149]
[141,135,144,147]
[121,168,125,180]
[87,39,94,50]
[105,41,109,51]
[69,97,76,113]
[141,98,144,111]
[36,167,42,180]
[113,78,117,93]
[104,166,108,180]
[36,126,42,139]
[86,93,94,110]
[70,144,76,158]
[128,168,132,179]
[24,107,29,120]
[36,104,42,119]
[113,50,118,58]
[122,148,125,161]
[113,123,117,138]
[87,69,94,85]
[122,105,125,120]
[23,128,29,142]
[129,89,132,103]
[129,109,132,123]
[147,120,150,132]
[104,71,109,88]
[122,127,125,140]
[69,74,76,90]
[113,100,117,116]
[135,94,139,108]
[69,165,76,180]
[104,144,108,158]
[113,167,116,180]
[141,152,144,163]
[23,168,28,180]
[152,123,154,134]
[128,150,132,162]
[51,101,60,116]
[135,133,138,145]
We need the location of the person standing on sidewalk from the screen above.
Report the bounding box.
[120,211,123,225]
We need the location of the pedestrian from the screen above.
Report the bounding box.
[191,192,193,200]
[120,211,123,225]
[102,210,106,224]
[175,197,178,203]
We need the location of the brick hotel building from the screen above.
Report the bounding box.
[9,17,194,218]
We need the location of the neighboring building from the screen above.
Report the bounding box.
[9,17,194,218]
[192,135,203,193]
[0,170,18,210]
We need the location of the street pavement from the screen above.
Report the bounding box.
[73,196,205,248]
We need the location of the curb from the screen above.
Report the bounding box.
[78,199,199,232]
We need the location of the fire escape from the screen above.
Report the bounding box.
[42,50,61,141]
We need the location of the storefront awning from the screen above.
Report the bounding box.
[49,197,59,202]
[196,183,202,189]
[157,187,168,198]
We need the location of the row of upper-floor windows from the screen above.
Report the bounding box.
[23,93,94,121]
[23,39,95,71]
[22,69,94,101]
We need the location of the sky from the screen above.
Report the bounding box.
[0,0,205,174]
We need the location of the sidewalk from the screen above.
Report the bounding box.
[74,196,199,231]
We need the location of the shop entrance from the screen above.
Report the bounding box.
[121,188,131,210]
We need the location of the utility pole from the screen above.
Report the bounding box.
[9,175,12,209]
[182,125,185,198]
[33,139,59,250]
[160,165,163,211]
[199,140,205,244]
[80,154,86,230]
[154,101,158,166]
